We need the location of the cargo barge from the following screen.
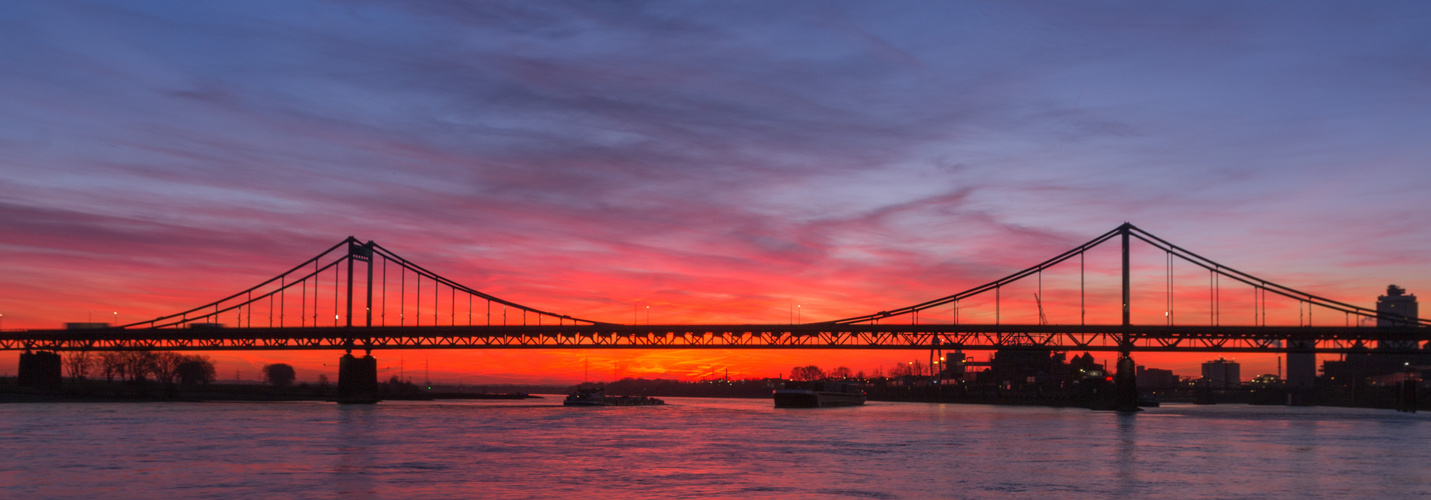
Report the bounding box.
[563,387,665,407]
[774,380,866,408]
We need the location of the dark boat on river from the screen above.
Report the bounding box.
[563,387,665,407]
[773,380,866,408]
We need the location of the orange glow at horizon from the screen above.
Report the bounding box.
[0,232,1406,384]
[3,1,1430,395]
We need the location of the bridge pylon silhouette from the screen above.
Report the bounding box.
[6,223,1427,408]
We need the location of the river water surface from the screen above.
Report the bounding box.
[2,398,1428,499]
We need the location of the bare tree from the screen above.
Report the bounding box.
[263,363,296,387]
[889,361,928,378]
[828,366,853,379]
[120,351,156,382]
[65,351,94,380]
[889,363,912,378]
[98,352,125,381]
[176,355,217,385]
[150,352,185,385]
[789,365,825,381]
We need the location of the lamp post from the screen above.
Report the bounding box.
[113,311,118,327]
[797,304,801,324]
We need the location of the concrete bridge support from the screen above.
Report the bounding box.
[337,352,379,404]
[1286,340,1316,406]
[1114,226,1140,412]
[1396,379,1417,413]
[1114,353,1140,411]
[17,351,62,390]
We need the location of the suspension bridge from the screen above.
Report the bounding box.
[5,223,1427,406]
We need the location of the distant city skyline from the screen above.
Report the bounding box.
[2,2,1429,383]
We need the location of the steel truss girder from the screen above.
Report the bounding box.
[2,324,1427,354]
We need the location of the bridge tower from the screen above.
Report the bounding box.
[1114,223,1141,411]
[337,240,380,404]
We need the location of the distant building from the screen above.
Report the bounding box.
[1286,346,1316,389]
[1319,285,1425,387]
[1378,285,1419,350]
[1249,374,1282,386]
[1202,358,1241,388]
[1135,365,1179,389]
[984,349,1061,386]
[940,351,968,380]
[1377,285,1419,327]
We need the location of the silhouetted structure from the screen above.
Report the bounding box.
[1286,342,1316,390]
[337,353,378,403]
[983,349,1064,387]
[1321,286,1428,392]
[1379,285,1419,329]
[3,224,1427,412]
[940,351,967,380]
[1135,365,1179,389]
[1202,358,1241,389]
[18,351,62,389]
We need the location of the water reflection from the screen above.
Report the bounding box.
[0,400,1427,498]
[334,404,379,498]
[1115,412,1137,496]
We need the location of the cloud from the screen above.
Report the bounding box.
[1,1,1429,381]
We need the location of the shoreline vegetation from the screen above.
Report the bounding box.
[0,376,546,403]
[3,353,1422,411]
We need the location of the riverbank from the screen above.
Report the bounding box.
[0,377,542,403]
[6,376,1422,413]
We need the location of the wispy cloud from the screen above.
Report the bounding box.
[2,1,1429,380]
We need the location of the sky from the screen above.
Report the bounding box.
[2,1,1429,384]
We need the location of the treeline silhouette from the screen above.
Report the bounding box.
[262,363,296,387]
[788,365,868,381]
[64,351,217,385]
[591,365,882,398]
[0,352,335,401]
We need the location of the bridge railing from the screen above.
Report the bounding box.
[4,323,1425,352]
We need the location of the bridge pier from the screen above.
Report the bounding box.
[337,353,379,404]
[1396,378,1417,413]
[17,351,62,390]
[1114,353,1140,412]
[1113,225,1140,412]
[1397,363,1418,413]
[1286,340,1316,406]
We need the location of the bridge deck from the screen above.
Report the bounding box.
[2,324,1426,353]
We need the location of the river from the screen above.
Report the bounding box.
[1,398,1428,498]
